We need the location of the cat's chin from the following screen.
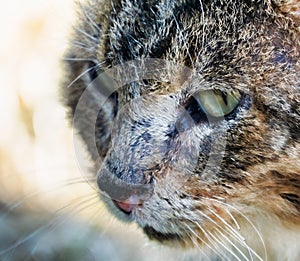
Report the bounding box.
[143,225,183,243]
[143,215,300,260]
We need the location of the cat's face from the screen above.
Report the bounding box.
[63,0,300,258]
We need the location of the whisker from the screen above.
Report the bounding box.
[57,192,99,213]
[188,196,246,244]
[208,198,266,261]
[0,176,97,220]
[205,207,246,244]
[187,217,228,259]
[0,193,100,257]
[70,39,97,54]
[27,197,101,259]
[183,194,262,260]
[62,57,97,62]
[78,1,101,34]
[214,227,251,261]
[183,223,219,259]
[66,65,95,88]
[194,207,253,260]
[74,27,99,42]
[85,202,105,225]
[207,230,242,261]
[184,228,211,260]
[201,204,254,261]
[72,40,92,49]
[204,208,253,261]
[71,43,94,53]
[225,208,241,231]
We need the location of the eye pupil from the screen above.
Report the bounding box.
[111,92,119,117]
[220,90,228,106]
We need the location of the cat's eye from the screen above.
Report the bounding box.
[177,89,242,132]
[194,89,241,118]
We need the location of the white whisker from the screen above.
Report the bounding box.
[63,57,97,62]
[74,27,99,42]
[0,193,99,257]
[0,176,97,222]
[214,228,251,261]
[207,230,242,261]
[225,208,241,231]
[182,224,210,260]
[66,65,95,88]
[183,223,222,259]
[205,208,254,261]
[79,2,101,34]
[209,198,267,261]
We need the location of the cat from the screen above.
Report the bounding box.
[62,0,300,260]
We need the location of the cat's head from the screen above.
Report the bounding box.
[62,0,300,258]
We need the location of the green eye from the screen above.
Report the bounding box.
[194,89,241,117]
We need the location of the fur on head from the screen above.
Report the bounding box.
[62,0,300,259]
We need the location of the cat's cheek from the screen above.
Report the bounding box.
[268,125,289,152]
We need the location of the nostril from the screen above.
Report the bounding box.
[112,200,135,214]
[112,196,143,215]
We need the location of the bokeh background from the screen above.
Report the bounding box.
[0,0,186,260]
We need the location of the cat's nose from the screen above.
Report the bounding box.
[112,195,143,214]
[97,166,154,214]
[113,200,135,214]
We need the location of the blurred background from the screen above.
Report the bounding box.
[0,0,77,213]
[0,0,187,260]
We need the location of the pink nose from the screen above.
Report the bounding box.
[112,196,143,214]
[113,200,135,214]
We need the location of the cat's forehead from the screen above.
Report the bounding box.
[107,1,270,59]
[87,0,295,95]
[75,0,299,102]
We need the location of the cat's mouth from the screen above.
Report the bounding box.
[143,225,182,243]
[111,198,185,243]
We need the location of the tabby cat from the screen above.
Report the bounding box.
[62,0,300,260]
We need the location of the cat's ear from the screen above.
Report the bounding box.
[276,0,300,22]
